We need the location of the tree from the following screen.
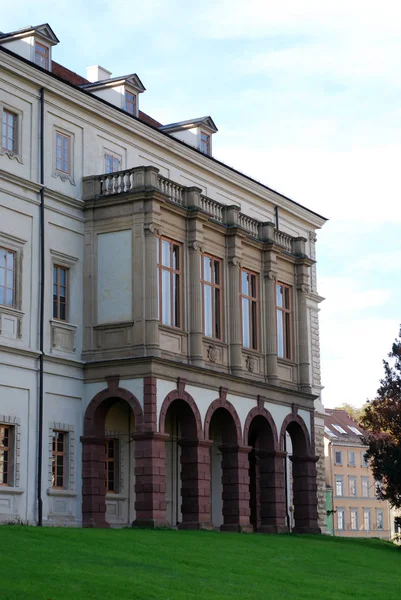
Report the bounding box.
[333,402,367,423]
[361,327,401,512]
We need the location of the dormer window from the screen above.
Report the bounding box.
[125,91,136,116]
[200,131,210,155]
[34,42,49,69]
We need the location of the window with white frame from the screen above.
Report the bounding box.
[55,131,71,175]
[348,477,357,497]
[348,450,355,466]
[104,152,121,174]
[332,424,346,434]
[350,508,358,530]
[335,475,344,497]
[0,247,16,308]
[335,450,342,465]
[2,109,17,153]
[125,91,136,116]
[200,131,210,155]
[362,477,370,498]
[337,509,345,530]
[361,452,369,467]
[363,509,371,531]
[376,509,384,530]
[34,41,49,69]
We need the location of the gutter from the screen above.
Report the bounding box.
[37,87,45,526]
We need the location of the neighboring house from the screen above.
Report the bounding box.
[324,410,391,538]
[0,23,327,531]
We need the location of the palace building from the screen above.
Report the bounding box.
[0,24,326,532]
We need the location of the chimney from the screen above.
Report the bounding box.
[86,65,112,83]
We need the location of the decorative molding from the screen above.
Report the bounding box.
[266,270,277,281]
[245,355,255,373]
[190,241,203,253]
[146,223,162,236]
[308,231,317,242]
[298,284,310,294]
[207,344,217,363]
[230,257,242,268]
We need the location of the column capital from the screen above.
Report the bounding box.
[80,435,106,445]
[144,223,163,237]
[264,269,278,281]
[189,241,203,254]
[289,454,319,464]
[229,257,242,268]
[179,439,213,449]
[219,444,252,455]
[131,432,170,442]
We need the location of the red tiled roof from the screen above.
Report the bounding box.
[51,61,163,128]
[324,409,366,445]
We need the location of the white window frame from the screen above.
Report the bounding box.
[350,508,358,530]
[337,508,345,530]
[0,101,23,163]
[123,89,137,117]
[335,475,344,497]
[0,232,26,340]
[362,477,370,498]
[0,415,21,489]
[104,151,122,174]
[52,126,75,185]
[376,509,384,530]
[335,450,342,465]
[363,508,371,531]
[348,450,355,466]
[348,476,357,497]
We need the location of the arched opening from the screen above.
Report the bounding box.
[247,415,277,532]
[82,388,142,528]
[164,399,199,528]
[208,406,251,532]
[281,417,320,534]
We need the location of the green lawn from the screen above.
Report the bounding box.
[1,527,400,600]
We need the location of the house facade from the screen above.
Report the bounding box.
[0,24,327,532]
[324,409,391,538]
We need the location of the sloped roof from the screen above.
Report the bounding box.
[160,116,218,133]
[0,23,59,44]
[80,73,146,93]
[324,409,366,445]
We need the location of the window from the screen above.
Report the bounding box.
[276,282,292,359]
[394,519,400,534]
[376,510,384,530]
[335,450,342,465]
[200,131,210,155]
[335,475,344,497]
[241,269,258,350]
[2,110,17,153]
[363,509,371,531]
[51,431,66,489]
[337,509,345,530]
[34,42,49,69]
[332,424,346,434]
[325,426,338,438]
[362,477,370,498]
[125,91,136,116]
[348,426,362,435]
[361,452,369,467]
[350,508,358,530]
[53,265,68,321]
[201,254,222,340]
[349,477,357,497]
[348,450,355,466]
[0,247,16,307]
[104,153,121,174]
[0,425,11,486]
[105,438,118,493]
[55,132,71,175]
[157,237,182,328]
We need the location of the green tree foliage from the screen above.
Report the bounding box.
[361,327,401,510]
[333,403,367,423]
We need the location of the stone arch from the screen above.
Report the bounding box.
[279,412,312,456]
[243,406,279,450]
[158,389,203,439]
[204,398,242,444]
[84,385,143,437]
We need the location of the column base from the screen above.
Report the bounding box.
[178,521,213,531]
[220,523,254,533]
[83,518,110,529]
[258,524,289,534]
[132,518,169,529]
[292,526,321,535]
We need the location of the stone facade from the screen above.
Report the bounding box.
[0,24,326,532]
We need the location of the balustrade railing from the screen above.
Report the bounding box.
[274,229,293,252]
[100,169,134,196]
[157,175,185,206]
[200,195,223,222]
[238,213,260,238]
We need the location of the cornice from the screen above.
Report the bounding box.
[0,169,42,193]
[0,47,327,229]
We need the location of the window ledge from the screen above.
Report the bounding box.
[46,488,77,498]
[0,486,24,495]
[0,148,23,163]
[277,357,297,367]
[94,321,134,331]
[106,493,127,501]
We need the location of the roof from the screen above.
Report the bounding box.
[160,116,218,133]
[0,43,326,223]
[324,409,366,446]
[0,23,59,44]
[80,73,146,93]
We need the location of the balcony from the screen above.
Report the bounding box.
[83,166,307,256]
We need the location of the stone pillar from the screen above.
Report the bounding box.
[188,241,204,367]
[132,432,169,528]
[290,455,320,534]
[81,435,109,528]
[264,269,279,385]
[220,445,252,532]
[178,440,213,530]
[144,222,161,357]
[228,257,243,376]
[297,283,311,392]
[314,422,328,533]
[258,450,287,533]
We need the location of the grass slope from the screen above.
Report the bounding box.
[1,527,400,600]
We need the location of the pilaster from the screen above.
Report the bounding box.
[227,226,243,376]
[187,196,205,367]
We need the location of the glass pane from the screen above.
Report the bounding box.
[0,248,6,267]
[7,251,14,270]
[250,274,257,298]
[277,309,284,357]
[242,297,250,348]
[241,271,249,295]
[6,287,13,306]
[214,260,220,285]
[215,288,221,339]
[251,300,257,349]
[0,269,4,286]
[162,240,170,267]
[173,274,180,327]
[59,268,66,286]
[59,300,66,321]
[172,245,180,271]
[0,287,4,305]
[204,257,212,282]
[276,284,283,307]
[204,284,212,337]
[284,286,290,309]
[162,269,171,325]
[284,312,291,358]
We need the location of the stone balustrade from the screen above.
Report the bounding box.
[83,166,307,256]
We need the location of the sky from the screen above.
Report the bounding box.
[3,1,401,408]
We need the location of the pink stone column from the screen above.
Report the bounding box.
[220,445,253,532]
[178,440,213,530]
[132,432,169,528]
[81,435,109,528]
[290,455,321,534]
